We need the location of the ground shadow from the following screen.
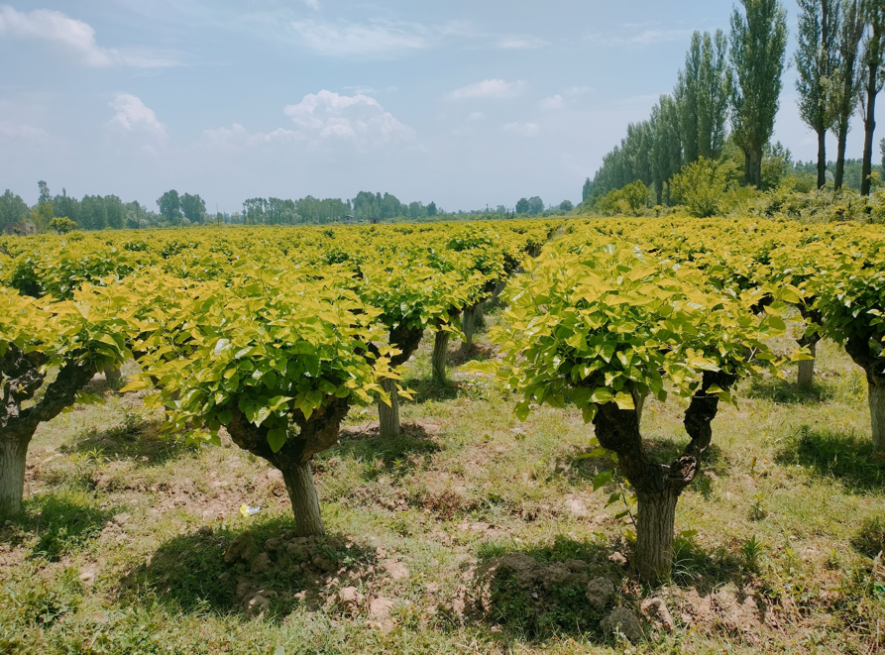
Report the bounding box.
[449,343,496,368]
[776,426,885,492]
[745,377,835,405]
[321,423,441,481]
[3,493,120,561]
[458,533,753,643]
[59,417,196,468]
[402,377,463,403]
[121,519,379,621]
[458,535,627,642]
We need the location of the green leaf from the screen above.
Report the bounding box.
[592,470,613,491]
[267,429,287,453]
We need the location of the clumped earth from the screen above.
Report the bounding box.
[1,313,884,654]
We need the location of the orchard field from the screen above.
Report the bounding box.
[1,217,885,654]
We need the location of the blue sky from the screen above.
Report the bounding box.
[0,0,879,212]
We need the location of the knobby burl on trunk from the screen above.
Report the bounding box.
[227,396,351,469]
[591,371,737,498]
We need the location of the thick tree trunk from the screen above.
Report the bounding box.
[754,148,763,189]
[432,331,449,383]
[634,490,679,581]
[0,438,30,520]
[798,339,818,390]
[280,460,324,537]
[817,129,828,190]
[744,152,752,186]
[870,384,885,456]
[461,306,475,351]
[378,378,400,438]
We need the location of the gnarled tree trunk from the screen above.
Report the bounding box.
[1,347,95,522]
[592,372,735,582]
[228,397,352,536]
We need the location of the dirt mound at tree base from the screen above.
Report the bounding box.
[451,553,624,639]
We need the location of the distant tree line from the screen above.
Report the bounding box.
[583,0,885,209]
[1,181,582,234]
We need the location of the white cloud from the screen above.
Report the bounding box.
[450,79,527,100]
[286,18,469,58]
[468,112,485,121]
[107,94,167,138]
[539,95,564,110]
[0,5,176,67]
[283,90,414,148]
[201,124,300,149]
[0,121,49,142]
[301,0,319,9]
[503,122,540,137]
[586,29,692,47]
[564,85,594,96]
[497,35,548,50]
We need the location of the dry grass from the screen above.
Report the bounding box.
[1,313,884,654]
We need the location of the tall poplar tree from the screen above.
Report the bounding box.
[832,0,865,190]
[729,0,789,188]
[650,95,684,205]
[859,0,885,196]
[795,0,841,188]
[675,31,732,164]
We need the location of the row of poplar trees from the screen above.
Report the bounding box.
[589,0,885,204]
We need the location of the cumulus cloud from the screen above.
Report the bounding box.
[450,79,527,100]
[503,122,540,137]
[497,35,548,50]
[107,94,167,138]
[539,95,564,110]
[203,91,415,153]
[0,5,176,67]
[286,18,469,58]
[283,90,414,148]
[586,29,692,47]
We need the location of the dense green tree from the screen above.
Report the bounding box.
[0,190,28,227]
[427,201,438,216]
[730,0,789,187]
[650,95,684,205]
[559,200,575,211]
[859,0,885,195]
[582,178,593,201]
[795,0,841,188]
[515,198,530,214]
[37,181,51,206]
[104,195,124,230]
[832,0,865,189]
[675,31,731,163]
[80,195,108,231]
[157,190,182,225]
[181,193,206,224]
